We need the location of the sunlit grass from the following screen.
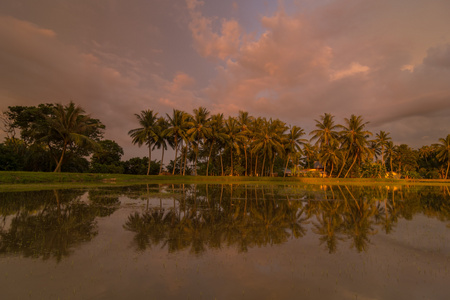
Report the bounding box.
[0,170,449,192]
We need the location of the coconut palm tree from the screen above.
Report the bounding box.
[434,134,450,179]
[128,110,159,175]
[384,141,396,173]
[205,113,227,176]
[319,141,340,177]
[50,101,103,172]
[186,107,211,176]
[310,113,340,149]
[283,126,306,177]
[152,117,171,174]
[253,118,285,176]
[237,111,253,176]
[337,115,372,178]
[224,116,246,175]
[164,109,190,175]
[375,131,391,166]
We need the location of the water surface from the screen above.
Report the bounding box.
[1,184,449,299]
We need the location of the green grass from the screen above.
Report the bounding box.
[0,171,449,192]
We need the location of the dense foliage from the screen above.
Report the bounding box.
[1,102,450,178]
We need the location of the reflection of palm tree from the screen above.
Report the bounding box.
[342,196,377,252]
[312,201,344,253]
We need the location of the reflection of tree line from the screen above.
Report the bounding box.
[124,184,450,254]
[0,189,120,262]
[1,184,449,261]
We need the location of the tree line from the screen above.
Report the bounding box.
[1,102,449,179]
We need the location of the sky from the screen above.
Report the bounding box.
[1,0,450,160]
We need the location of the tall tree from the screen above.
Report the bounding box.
[434,134,450,179]
[283,126,306,177]
[153,117,170,174]
[224,116,246,175]
[164,109,189,175]
[186,107,211,176]
[205,113,226,176]
[237,111,253,176]
[51,102,104,172]
[375,131,391,166]
[337,115,372,178]
[128,110,159,175]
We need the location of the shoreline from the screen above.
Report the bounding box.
[1,171,449,192]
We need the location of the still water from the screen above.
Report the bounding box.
[1,184,449,299]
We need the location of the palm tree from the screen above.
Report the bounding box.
[50,101,103,172]
[164,109,190,175]
[337,115,372,178]
[205,113,227,176]
[375,131,391,166]
[238,111,253,176]
[128,110,159,175]
[253,118,285,176]
[302,142,318,169]
[224,116,246,175]
[310,113,340,149]
[319,141,340,176]
[153,117,170,174]
[384,141,396,173]
[283,126,306,177]
[186,107,211,176]
[434,134,450,179]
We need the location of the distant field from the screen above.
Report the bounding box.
[0,171,449,192]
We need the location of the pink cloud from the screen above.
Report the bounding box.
[187,0,241,60]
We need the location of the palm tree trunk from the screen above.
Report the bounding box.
[337,150,349,178]
[244,146,248,176]
[270,156,274,177]
[220,152,224,176]
[194,146,198,176]
[183,144,188,175]
[284,153,290,177]
[230,148,234,175]
[206,142,214,176]
[147,144,152,175]
[159,147,165,174]
[344,154,358,178]
[446,161,450,179]
[172,138,178,175]
[54,141,68,172]
[261,152,266,177]
[250,151,253,176]
[254,154,258,176]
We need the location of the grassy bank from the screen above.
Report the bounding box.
[0,171,449,192]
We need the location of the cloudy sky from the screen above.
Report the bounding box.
[1,0,450,159]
